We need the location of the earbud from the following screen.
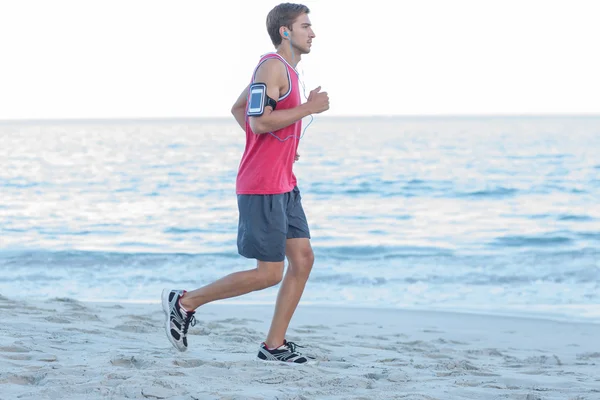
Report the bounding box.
[284,31,289,37]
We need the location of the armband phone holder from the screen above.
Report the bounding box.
[247,82,277,116]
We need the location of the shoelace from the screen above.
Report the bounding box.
[182,313,196,335]
[285,340,315,360]
[285,340,303,353]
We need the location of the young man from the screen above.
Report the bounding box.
[161,3,329,364]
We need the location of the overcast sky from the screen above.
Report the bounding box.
[1,0,598,120]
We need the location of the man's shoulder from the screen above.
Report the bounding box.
[258,52,284,62]
[256,56,286,71]
[253,56,287,82]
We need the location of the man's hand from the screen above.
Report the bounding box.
[294,152,300,162]
[306,86,329,114]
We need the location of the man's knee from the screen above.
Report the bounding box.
[255,261,284,289]
[301,247,315,268]
[289,246,314,278]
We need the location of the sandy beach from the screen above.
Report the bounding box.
[1,294,599,399]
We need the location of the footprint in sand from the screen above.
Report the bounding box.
[173,359,205,368]
[425,353,454,360]
[292,328,317,334]
[221,326,262,336]
[118,314,155,323]
[0,345,30,353]
[400,340,428,346]
[112,323,155,333]
[218,318,260,326]
[112,315,157,333]
[141,386,183,400]
[103,304,124,309]
[0,345,35,361]
[349,353,373,359]
[110,355,153,369]
[465,348,504,357]
[70,328,103,335]
[70,312,102,322]
[434,359,480,376]
[336,322,368,327]
[423,329,445,334]
[49,297,88,309]
[355,334,391,341]
[364,371,389,380]
[314,340,345,348]
[202,360,232,369]
[524,354,562,366]
[203,322,226,330]
[434,338,468,345]
[319,360,353,368]
[43,316,72,324]
[376,357,404,363]
[219,332,263,344]
[1,353,31,361]
[576,352,600,360]
[299,324,330,330]
[36,354,58,362]
[0,372,47,386]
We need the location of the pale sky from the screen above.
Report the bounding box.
[1,0,598,120]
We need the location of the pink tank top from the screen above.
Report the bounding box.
[236,53,301,195]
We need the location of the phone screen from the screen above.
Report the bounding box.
[249,90,263,110]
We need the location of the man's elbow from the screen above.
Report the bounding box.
[249,117,268,134]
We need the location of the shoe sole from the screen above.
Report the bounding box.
[256,357,309,366]
[161,288,186,352]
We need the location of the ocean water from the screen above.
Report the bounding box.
[1,116,599,323]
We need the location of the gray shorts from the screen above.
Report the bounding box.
[237,186,311,262]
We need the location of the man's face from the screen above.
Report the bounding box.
[289,13,315,54]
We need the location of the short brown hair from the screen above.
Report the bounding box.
[266,3,310,47]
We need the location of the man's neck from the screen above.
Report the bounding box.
[276,45,300,68]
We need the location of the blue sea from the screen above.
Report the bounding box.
[1,116,599,323]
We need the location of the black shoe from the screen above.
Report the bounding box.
[161,289,196,351]
[257,340,308,363]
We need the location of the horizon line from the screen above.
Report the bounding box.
[1,112,600,124]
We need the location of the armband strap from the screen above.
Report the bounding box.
[266,96,277,110]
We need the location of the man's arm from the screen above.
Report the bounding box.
[231,84,250,131]
[248,59,314,135]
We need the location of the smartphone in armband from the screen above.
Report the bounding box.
[247,82,277,117]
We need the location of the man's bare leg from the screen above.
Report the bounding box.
[264,238,314,348]
[180,261,285,311]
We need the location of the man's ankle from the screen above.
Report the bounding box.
[264,339,284,350]
[179,294,195,312]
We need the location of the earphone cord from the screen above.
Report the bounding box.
[267,34,314,142]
